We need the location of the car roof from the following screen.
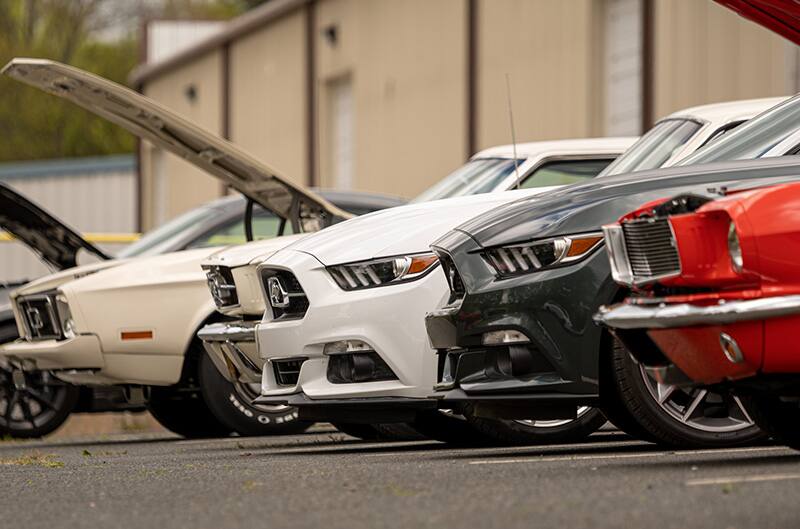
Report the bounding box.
[472,137,637,160]
[662,97,786,124]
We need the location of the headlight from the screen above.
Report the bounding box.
[483,233,603,277]
[54,293,75,338]
[328,253,439,291]
[727,221,743,273]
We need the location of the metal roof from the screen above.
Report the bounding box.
[0,155,135,180]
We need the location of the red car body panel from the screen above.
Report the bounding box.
[715,0,800,46]
[621,182,800,384]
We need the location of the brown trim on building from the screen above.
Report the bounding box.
[220,41,232,196]
[466,0,477,159]
[130,0,311,87]
[641,0,655,133]
[306,1,318,187]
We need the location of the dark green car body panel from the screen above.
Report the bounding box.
[429,158,800,403]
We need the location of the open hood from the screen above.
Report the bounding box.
[715,0,800,45]
[0,181,109,270]
[2,58,351,233]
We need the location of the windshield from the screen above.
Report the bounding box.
[117,205,222,258]
[410,158,523,203]
[680,95,800,165]
[599,119,703,177]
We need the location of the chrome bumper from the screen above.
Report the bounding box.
[596,295,800,329]
[197,321,261,384]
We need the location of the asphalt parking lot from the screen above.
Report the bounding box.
[2,425,799,529]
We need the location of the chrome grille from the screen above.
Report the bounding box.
[621,217,681,283]
[203,265,239,309]
[261,268,309,321]
[17,294,61,341]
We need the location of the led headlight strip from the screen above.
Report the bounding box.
[328,253,439,291]
[483,233,604,277]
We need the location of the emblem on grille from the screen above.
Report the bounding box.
[25,307,44,333]
[267,277,290,308]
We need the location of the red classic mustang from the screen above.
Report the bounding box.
[597,182,800,448]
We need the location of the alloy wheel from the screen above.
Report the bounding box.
[638,364,753,433]
[0,365,74,433]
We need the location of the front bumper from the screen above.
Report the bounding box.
[0,334,104,371]
[198,320,261,384]
[596,295,800,329]
[426,231,613,399]
[257,249,450,402]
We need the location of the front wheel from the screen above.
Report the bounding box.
[742,394,800,450]
[198,351,311,436]
[0,365,79,438]
[607,339,765,448]
[465,406,608,445]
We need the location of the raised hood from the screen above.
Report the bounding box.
[453,158,800,249]
[715,1,800,45]
[0,181,109,270]
[286,187,554,265]
[2,58,351,233]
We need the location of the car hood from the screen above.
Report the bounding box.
[715,1,800,45]
[0,181,109,270]
[2,58,351,233]
[452,158,800,249]
[204,233,310,268]
[11,259,126,298]
[284,187,557,265]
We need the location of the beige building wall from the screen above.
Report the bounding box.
[315,0,467,198]
[652,0,791,121]
[229,10,308,185]
[476,0,605,151]
[141,51,224,230]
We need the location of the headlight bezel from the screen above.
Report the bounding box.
[482,232,604,278]
[327,252,440,291]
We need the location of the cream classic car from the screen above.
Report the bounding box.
[0,59,401,438]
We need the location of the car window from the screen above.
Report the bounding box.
[410,158,525,203]
[519,158,614,188]
[599,119,703,177]
[117,205,222,258]
[680,94,800,164]
[185,206,290,249]
[697,120,746,149]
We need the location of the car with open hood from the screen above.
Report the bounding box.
[596,181,800,450]
[0,59,402,438]
[425,89,800,448]
[224,95,780,445]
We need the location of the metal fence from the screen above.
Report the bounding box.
[0,155,137,283]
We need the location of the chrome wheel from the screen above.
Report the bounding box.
[639,364,753,433]
[514,406,593,428]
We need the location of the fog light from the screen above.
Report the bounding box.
[323,339,373,355]
[482,330,530,346]
[719,332,744,364]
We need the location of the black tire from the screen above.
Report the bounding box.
[742,394,800,450]
[465,406,608,446]
[608,339,765,448]
[147,383,234,439]
[409,409,498,446]
[198,350,311,436]
[332,422,382,440]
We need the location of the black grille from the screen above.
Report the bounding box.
[18,295,61,341]
[204,265,239,309]
[622,217,681,281]
[273,358,306,386]
[261,268,309,320]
